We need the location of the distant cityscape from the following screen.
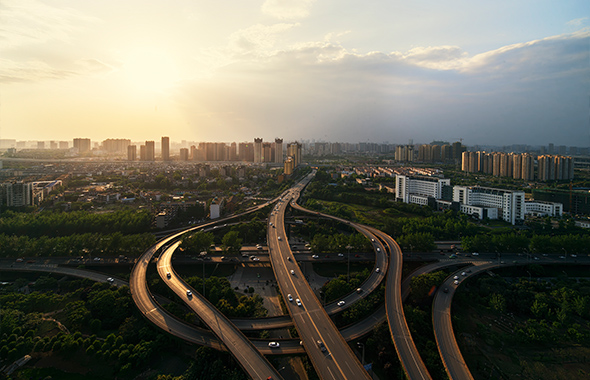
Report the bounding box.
[2,136,590,225]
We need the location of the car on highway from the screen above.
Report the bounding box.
[287,294,293,302]
[107,277,114,283]
[376,247,381,252]
[256,244,263,249]
[571,254,578,257]
[337,300,345,306]
[166,272,171,279]
[559,256,565,259]
[453,275,459,280]
[316,340,327,352]
[461,272,466,276]
[375,268,380,273]
[472,252,479,256]
[338,253,344,257]
[186,290,192,297]
[454,280,459,285]
[287,257,291,261]
[290,270,295,275]
[312,255,319,259]
[356,288,362,293]
[268,342,280,348]
[443,287,449,293]
[278,236,282,241]
[296,299,302,307]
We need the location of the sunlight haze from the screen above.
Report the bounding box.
[1,0,588,146]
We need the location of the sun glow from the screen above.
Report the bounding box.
[121,47,180,93]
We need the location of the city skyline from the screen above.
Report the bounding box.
[1,1,588,146]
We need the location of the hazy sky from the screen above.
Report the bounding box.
[1,0,588,147]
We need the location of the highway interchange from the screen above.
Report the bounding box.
[3,171,589,380]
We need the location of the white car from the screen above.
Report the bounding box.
[287,294,293,302]
[337,300,345,306]
[453,275,459,280]
[454,280,459,285]
[278,236,282,241]
[268,342,280,348]
[312,255,319,259]
[290,270,295,275]
[375,268,380,273]
[338,253,344,257]
[106,277,114,283]
[472,252,479,256]
[461,272,466,276]
[296,299,302,307]
[186,290,192,297]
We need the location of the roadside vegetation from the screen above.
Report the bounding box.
[454,270,590,379]
[0,273,250,379]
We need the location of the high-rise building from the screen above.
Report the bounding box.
[49,141,58,150]
[284,156,294,175]
[239,142,254,161]
[139,145,147,161]
[0,182,33,207]
[262,142,272,162]
[145,141,155,161]
[179,148,189,161]
[127,145,137,161]
[161,137,170,161]
[287,142,302,166]
[254,138,263,163]
[522,154,534,180]
[73,138,91,153]
[59,141,69,150]
[274,138,283,164]
[230,142,238,161]
[103,139,130,154]
[538,155,573,181]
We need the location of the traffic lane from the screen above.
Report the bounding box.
[375,229,432,380]
[270,196,369,379]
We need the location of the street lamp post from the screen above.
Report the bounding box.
[357,342,365,366]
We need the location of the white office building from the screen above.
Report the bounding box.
[395,175,451,203]
[453,186,525,225]
[525,200,563,217]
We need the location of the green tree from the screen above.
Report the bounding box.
[180,231,214,254]
[221,231,242,254]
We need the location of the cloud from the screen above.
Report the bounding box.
[176,29,589,145]
[228,23,300,56]
[566,17,589,28]
[261,0,316,20]
[402,46,468,70]
[0,59,73,83]
[0,58,114,83]
[0,0,97,49]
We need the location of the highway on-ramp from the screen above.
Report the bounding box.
[157,241,282,380]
